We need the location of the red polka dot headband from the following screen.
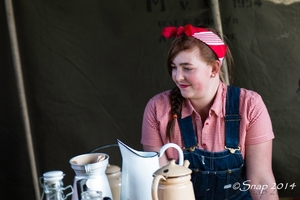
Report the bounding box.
[162,24,227,63]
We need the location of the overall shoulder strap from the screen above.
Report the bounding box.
[177,115,197,151]
[225,85,241,151]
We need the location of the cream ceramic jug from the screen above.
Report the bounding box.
[117,139,183,200]
[106,164,121,200]
[152,160,195,200]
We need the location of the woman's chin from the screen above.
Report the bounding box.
[180,91,192,99]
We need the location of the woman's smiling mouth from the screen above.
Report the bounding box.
[179,84,190,88]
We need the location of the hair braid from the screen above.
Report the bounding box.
[167,87,183,140]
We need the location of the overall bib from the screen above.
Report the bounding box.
[177,86,252,200]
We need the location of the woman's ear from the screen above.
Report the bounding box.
[211,60,221,75]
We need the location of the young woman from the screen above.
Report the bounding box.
[141,24,278,200]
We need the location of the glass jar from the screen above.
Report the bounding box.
[40,170,73,200]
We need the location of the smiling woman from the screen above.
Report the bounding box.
[141,24,279,200]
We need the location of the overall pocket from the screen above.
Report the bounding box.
[190,164,248,200]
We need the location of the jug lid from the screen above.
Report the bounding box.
[105,164,121,174]
[153,160,191,178]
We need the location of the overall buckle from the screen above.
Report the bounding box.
[184,146,196,152]
[225,146,240,154]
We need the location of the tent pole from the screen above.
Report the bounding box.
[210,0,230,85]
[4,0,40,199]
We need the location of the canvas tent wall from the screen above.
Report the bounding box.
[1,0,299,199]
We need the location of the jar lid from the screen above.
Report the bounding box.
[43,170,64,182]
[105,164,121,174]
[153,160,191,178]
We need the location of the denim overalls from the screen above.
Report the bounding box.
[177,86,252,200]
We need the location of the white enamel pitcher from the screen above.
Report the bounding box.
[116,139,183,200]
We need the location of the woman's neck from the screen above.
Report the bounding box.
[190,80,219,120]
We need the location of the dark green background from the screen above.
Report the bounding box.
[1,0,299,199]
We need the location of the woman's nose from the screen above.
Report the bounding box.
[174,69,184,81]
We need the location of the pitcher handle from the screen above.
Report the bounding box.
[159,143,184,166]
[152,174,166,200]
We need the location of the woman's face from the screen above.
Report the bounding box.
[171,47,214,100]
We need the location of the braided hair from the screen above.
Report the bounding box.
[166,87,183,140]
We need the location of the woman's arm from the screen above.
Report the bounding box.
[245,140,279,200]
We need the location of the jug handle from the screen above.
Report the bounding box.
[159,143,184,166]
[152,175,166,200]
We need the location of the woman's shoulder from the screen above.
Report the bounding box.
[237,87,267,114]
[143,90,172,117]
[224,83,262,103]
[239,87,263,102]
[144,90,172,113]
[148,90,172,104]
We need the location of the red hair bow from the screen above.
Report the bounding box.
[162,24,207,38]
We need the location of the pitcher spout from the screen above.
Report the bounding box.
[117,139,158,158]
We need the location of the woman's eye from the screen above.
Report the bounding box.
[184,67,192,71]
